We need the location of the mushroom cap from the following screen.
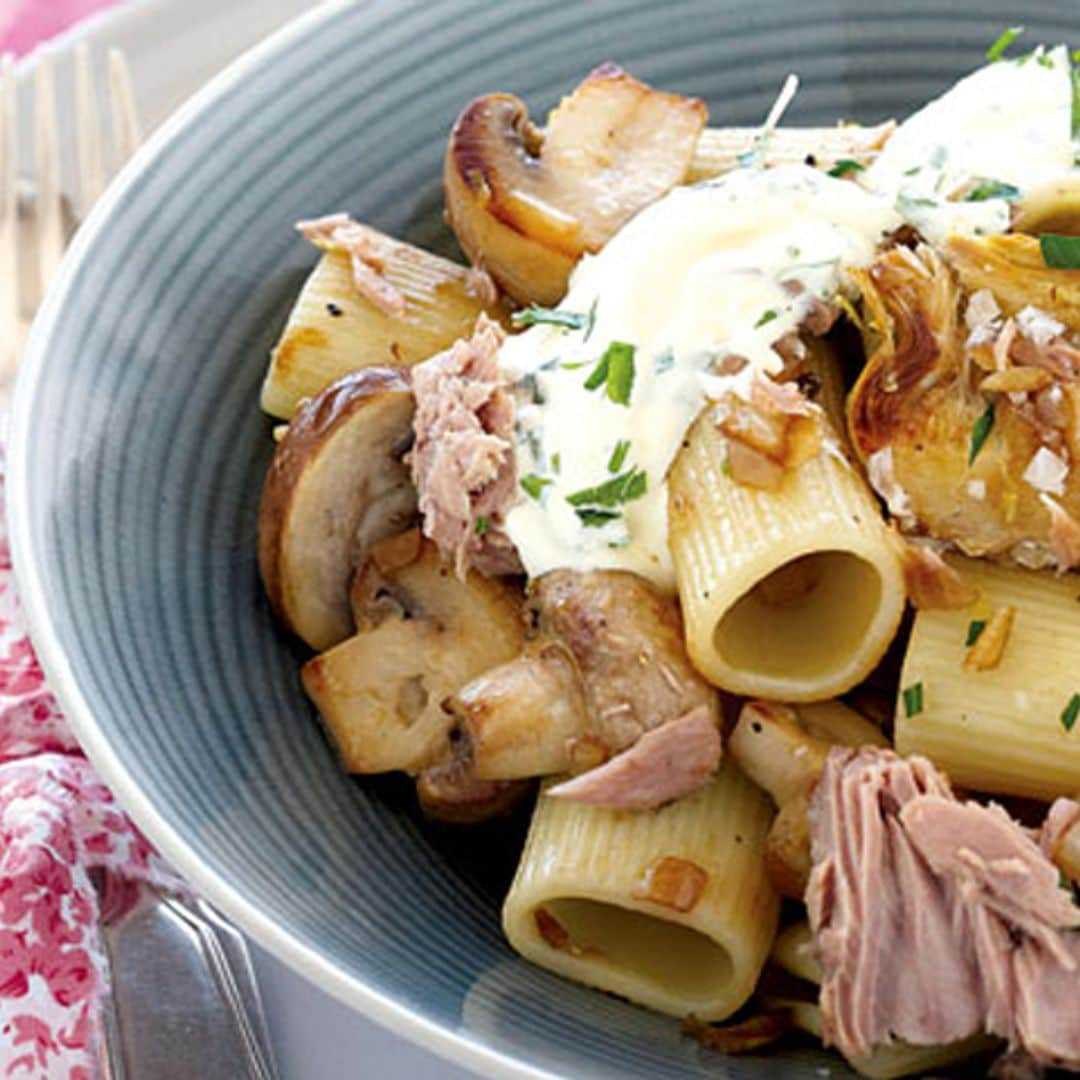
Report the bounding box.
[258,366,416,651]
[444,64,707,305]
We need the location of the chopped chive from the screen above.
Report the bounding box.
[474,516,490,536]
[566,468,647,509]
[965,619,987,647]
[551,452,561,474]
[560,360,588,370]
[754,309,779,328]
[1041,233,1080,269]
[604,342,636,405]
[607,439,631,474]
[1037,52,1055,69]
[1062,693,1080,733]
[583,298,599,341]
[968,402,996,465]
[520,474,551,500]
[575,508,622,527]
[902,682,925,718]
[965,179,1021,203]
[511,305,589,330]
[827,159,865,178]
[986,25,1023,62]
[1072,56,1080,139]
[583,353,610,391]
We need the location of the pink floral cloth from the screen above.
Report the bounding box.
[0,443,177,1079]
[0,1,127,58]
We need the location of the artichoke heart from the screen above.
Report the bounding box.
[847,240,1080,569]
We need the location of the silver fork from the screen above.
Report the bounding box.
[0,43,140,385]
[1,45,278,1079]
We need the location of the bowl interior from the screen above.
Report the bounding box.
[11,2,1080,1078]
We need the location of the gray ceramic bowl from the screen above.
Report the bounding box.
[10,2,1080,1077]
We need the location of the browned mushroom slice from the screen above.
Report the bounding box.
[415,731,532,825]
[444,64,706,305]
[302,533,524,775]
[258,367,417,651]
[445,639,589,780]
[530,569,719,753]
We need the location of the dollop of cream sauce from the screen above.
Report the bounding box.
[861,45,1075,242]
[501,166,899,590]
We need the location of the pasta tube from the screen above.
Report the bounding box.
[502,759,777,1021]
[896,555,1080,800]
[668,410,906,702]
[261,239,506,419]
[688,122,895,184]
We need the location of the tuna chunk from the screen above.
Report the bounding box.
[546,705,722,810]
[410,315,521,578]
[807,747,1080,1070]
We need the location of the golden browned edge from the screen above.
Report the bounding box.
[256,365,413,634]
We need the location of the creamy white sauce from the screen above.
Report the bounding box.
[501,166,899,589]
[862,45,1075,242]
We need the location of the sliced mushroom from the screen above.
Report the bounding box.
[444,64,706,305]
[728,700,888,899]
[445,639,589,780]
[258,367,417,652]
[302,532,524,774]
[415,730,532,825]
[530,569,719,755]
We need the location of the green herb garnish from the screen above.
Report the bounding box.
[584,341,636,405]
[605,342,635,405]
[966,619,987,647]
[902,682,925,718]
[475,516,490,536]
[1062,693,1080,733]
[965,179,1021,202]
[511,306,589,331]
[1039,233,1080,269]
[575,508,622,527]
[755,309,779,329]
[827,159,865,178]
[567,467,647,510]
[896,193,938,212]
[520,474,551,500]
[986,25,1024,62]
[551,452,561,474]
[1072,56,1080,138]
[607,439,631,474]
[968,402,996,465]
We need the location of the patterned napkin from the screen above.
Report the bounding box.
[0,443,177,1079]
[0,0,127,57]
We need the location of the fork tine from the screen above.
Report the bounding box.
[0,53,20,379]
[107,49,141,169]
[74,43,104,217]
[34,50,64,308]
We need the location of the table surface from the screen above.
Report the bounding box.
[9,2,484,1076]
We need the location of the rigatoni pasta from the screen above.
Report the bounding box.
[502,760,778,1021]
[688,122,896,184]
[668,409,906,701]
[261,238,506,419]
[896,555,1080,799]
